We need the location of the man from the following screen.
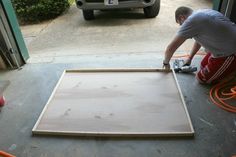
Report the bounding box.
[163,6,236,84]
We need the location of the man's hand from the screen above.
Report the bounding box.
[162,62,170,71]
[183,57,192,66]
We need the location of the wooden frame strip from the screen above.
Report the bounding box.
[32,68,194,137]
[32,71,66,132]
[65,68,171,73]
[172,70,195,134]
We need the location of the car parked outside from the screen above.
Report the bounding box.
[75,0,161,20]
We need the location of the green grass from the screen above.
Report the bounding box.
[68,0,75,5]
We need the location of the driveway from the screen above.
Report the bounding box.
[21,0,212,63]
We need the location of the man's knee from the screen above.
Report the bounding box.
[196,73,207,84]
[196,71,212,84]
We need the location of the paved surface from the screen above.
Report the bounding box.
[20,0,212,63]
[21,20,53,46]
[0,57,236,157]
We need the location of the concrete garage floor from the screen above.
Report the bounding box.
[0,58,236,157]
[1,0,236,156]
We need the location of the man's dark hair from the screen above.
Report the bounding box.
[175,6,193,22]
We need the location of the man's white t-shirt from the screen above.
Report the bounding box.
[177,9,236,57]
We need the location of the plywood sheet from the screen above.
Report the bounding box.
[33,69,194,137]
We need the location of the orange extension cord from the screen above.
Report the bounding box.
[0,151,16,157]
[209,78,236,113]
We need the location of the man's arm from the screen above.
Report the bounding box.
[163,35,186,68]
[184,41,201,65]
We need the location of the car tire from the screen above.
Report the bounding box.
[143,0,160,18]
[83,10,95,20]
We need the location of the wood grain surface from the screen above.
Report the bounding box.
[33,70,194,137]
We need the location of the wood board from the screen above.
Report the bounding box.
[33,69,194,137]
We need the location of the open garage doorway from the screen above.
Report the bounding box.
[19,0,212,64]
